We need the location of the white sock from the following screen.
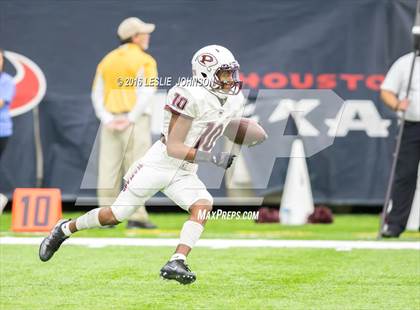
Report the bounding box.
[61,221,72,236]
[170,253,187,262]
[178,220,204,248]
[75,208,102,231]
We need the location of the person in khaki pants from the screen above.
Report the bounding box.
[91,17,157,228]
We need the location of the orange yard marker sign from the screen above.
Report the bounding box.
[12,188,62,232]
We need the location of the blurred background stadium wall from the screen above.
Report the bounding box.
[0,0,418,206]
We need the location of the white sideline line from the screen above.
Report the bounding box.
[0,237,419,250]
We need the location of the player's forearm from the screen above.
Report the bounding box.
[381,90,400,111]
[0,100,4,108]
[166,142,197,162]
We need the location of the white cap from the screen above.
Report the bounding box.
[117,17,155,40]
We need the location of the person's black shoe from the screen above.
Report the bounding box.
[160,259,196,285]
[380,229,400,238]
[39,219,70,262]
[126,220,157,229]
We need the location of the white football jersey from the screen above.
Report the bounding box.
[136,84,245,173]
[162,85,245,152]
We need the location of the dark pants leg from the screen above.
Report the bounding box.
[0,137,9,160]
[387,122,420,235]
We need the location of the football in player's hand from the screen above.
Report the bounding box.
[224,118,268,146]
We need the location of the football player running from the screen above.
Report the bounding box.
[39,45,248,284]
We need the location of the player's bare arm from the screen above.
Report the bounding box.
[166,113,197,162]
[166,102,237,169]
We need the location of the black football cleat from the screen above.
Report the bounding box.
[160,259,196,285]
[39,219,70,262]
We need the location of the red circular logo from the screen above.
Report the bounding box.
[4,51,47,117]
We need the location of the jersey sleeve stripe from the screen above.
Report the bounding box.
[164,104,194,120]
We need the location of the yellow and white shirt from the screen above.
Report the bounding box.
[91,43,157,123]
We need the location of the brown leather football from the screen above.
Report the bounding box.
[224,118,267,146]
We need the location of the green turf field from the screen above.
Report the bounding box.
[1,246,419,309]
[1,213,419,309]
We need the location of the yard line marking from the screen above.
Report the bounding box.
[0,237,419,250]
